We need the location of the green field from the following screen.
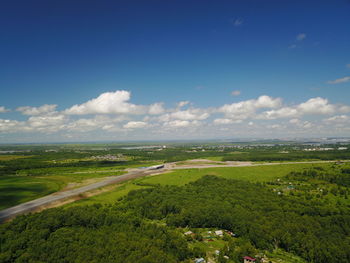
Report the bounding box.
[0,176,64,210]
[65,162,337,208]
[0,170,126,210]
[140,163,333,186]
[65,182,148,208]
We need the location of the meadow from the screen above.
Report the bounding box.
[66,162,336,208]
[140,163,333,186]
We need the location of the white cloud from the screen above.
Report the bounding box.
[0,119,23,132]
[298,97,335,114]
[261,107,298,119]
[171,109,209,121]
[231,90,241,96]
[123,121,148,129]
[288,44,297,49]
[289,118,300,124]
[148,103,165,115]
[260,97,338,119]
[213,118,242,125]
[233,18,243,26]
[67,115,126,132]
[1,93,350,140]
[218,95,282,120]
[214,118,235,125]
[176,101,190,108]
[296,33,306,41]
[17,104,57,115]
[328,76,350,84]
[0,106,10,113]
[159,108,210,122]
[165,120,190,128]
[163,120,201,128]
[324,115,349,123]
[26,114,67,133]
[65,90,146,115]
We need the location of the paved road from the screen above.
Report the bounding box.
[1,160,348,222]
[0,169,156,222]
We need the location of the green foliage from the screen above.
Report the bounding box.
[0,206,192,263]
[120,176,350,263]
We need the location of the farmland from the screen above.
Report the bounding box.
[0,142,350,263]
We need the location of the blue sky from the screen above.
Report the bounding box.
[0,0,350,142]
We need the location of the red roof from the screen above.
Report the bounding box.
[244,256,256,261]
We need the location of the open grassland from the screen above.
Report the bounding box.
[0,169,126,210]
[0,155,33,161]
[140,163,334,186]
[65,182,148,208]
[0,176,63,210]
[66,163,336,208]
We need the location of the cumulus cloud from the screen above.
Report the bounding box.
[324,115,349,123]
[65,90,147,115]
[298,97,335,114]
[171,109,209,121]
[328,76,350,84]
[218,95,282,120]
[296,33,306,41]
[159,108,210,122]
[231,90,241,96]
[17,104,57,115]
[0,106,10,113]
[163,120,201,128]
[176,101,190,108]
[213,118,242,125]
[260,97,340,119]
[148,103,165,115]
[123,121,148,129]
[1,92,350,140]
[67,115,126,132]
[0,119,23,132]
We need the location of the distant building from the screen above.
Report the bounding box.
[243,256,256,263]
[195,258,206,263]
[215,230,223,236]
[184,231,193,236]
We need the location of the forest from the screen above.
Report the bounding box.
[1,164,349,263]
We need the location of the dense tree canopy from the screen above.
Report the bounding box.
[1,168,349,263]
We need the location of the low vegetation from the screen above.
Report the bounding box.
[1,162,349,263]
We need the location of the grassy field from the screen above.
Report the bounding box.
[140,163,334,186]
[0,170,126,210]
[0,161,340,211]
[0,176,64,210]
[0,155,33,161]
[64,182,148,208]
[63,162,337,209]
[0,157,162,210]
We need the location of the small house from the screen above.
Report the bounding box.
[215,230,223,236]
[243,256,256,263]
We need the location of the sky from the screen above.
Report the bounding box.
[0,0,350,143]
